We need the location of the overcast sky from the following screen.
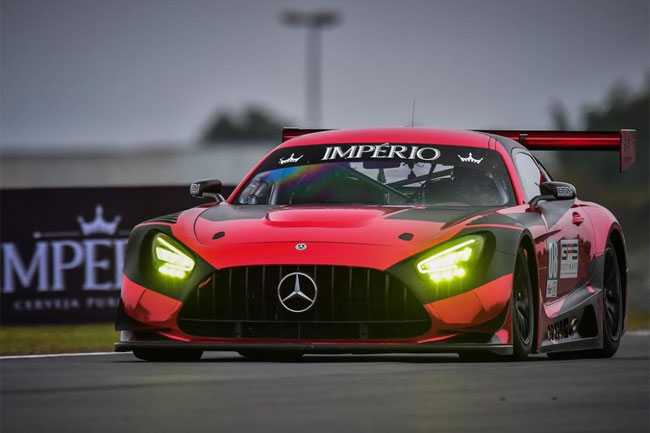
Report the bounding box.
[1,0,648,149]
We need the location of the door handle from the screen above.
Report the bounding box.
[572,212,584,225]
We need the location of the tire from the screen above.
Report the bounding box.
[132,349,203,362]
[512,247,535,361]
[238,350,304,362]
[587,241,623,358]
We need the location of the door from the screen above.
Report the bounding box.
[513,150,594,303]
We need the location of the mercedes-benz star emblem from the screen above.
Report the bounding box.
[277,272,318,313]
[295,243,307,251]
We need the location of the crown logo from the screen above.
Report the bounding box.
[458,152,484,164]
[77,205,121,236]
[279,153,303,165]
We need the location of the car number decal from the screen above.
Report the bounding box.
[546,240,558,297]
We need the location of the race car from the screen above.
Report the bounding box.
[115,127,636,361]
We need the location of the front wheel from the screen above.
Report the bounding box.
[512,248,535,361]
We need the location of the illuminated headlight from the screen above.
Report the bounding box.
[153,233,195,278]
[416,235,485,282]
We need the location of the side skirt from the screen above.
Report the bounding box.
[539,287,603,353]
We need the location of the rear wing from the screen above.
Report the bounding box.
[281,127,637,172]
[476,129,637,172]
[282,127,331,142]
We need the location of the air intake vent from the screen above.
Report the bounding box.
[146,212,182,224]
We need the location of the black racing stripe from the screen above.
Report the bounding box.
[556,253,605,317]
[467,213,523,228]
[537,199,575,229]
[144,211,182,224]
[491,212,545,228]
[199,205,278,222]
[386,207,492,225]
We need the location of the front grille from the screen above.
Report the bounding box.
[178,265,431,340]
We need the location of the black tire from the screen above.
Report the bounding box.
[587,241,623,358]
[238,350,304,362]
[132,349,203,362]
[512,248,535,361]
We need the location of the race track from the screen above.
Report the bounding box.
[1,334,648,433]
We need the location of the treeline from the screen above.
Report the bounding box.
[545,74,649,283]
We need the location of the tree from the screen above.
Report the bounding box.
[200,105,292,143]
[547,73,649,297]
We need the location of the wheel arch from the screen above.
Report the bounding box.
[518,230,540,352]
[607,226,628,323]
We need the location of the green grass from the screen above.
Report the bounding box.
[0,313,648,356]
[627,312,650,331]
[0,323,118,356]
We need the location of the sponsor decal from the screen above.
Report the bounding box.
[1,205,127,322]
[556,186,573,198]
[321,143,440,162]
[0,186,207,323]
[560,239,579,278]
[279,153,304,165]
[457,152,484,164]
[546,240,559,297]
[189,183,201,195]
[2,205,127,294]
[546,280,558,298]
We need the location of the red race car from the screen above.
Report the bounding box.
[115,127,636,361]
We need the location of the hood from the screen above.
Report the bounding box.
[166,204,501,270]
[191,204,489,248]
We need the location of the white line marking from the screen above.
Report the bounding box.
[0,352,130,360]
[627,330,650,336]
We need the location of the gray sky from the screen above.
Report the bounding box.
[1,0,648,149]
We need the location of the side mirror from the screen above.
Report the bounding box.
[529,181,576,207]
[190,179,225,202]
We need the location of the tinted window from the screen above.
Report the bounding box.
[236,144,516,207]
[514,152,543,201]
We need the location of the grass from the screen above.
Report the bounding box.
[627,311,650,331]
[0,323,118,356]
[0,313,648,356]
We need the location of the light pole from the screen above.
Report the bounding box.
[281,10,340,127]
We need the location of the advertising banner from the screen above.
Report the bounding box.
[0,186,233,324]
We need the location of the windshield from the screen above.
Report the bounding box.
[236,143,515,207]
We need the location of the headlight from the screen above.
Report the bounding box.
[416,235,485,282]
[152,233,195,278]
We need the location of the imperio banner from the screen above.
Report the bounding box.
[0,186,232,324]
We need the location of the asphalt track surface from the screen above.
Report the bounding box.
[1,335,648,433]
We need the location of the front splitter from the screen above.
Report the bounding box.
[115,341,513,355]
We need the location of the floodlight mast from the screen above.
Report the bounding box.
[281,10,340,127]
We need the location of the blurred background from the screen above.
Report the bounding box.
[0,0,648,351]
